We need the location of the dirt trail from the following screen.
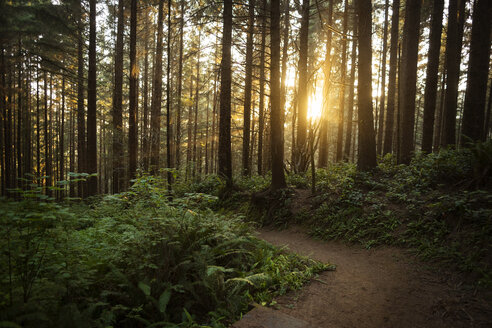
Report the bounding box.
[250,226,491,328]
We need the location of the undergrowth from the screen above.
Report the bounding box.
[296,145,492,287]
[0,176,329,327]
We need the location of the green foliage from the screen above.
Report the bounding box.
[0,177,329,327]
[296,146,492,287]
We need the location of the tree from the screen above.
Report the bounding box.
[270,0,287,190]
[166,0,173,188]
[112,0,125,194]
[150,0,165,174]
[383,0,400,155]
[128,0,138,182]
[76,0,86,198]
[336,0,349,162]
[376,0,389,155]
[218,0,233,188]
[357,0,377,170]
[87,0,98,196]
[460,0,491,144]
[318,0,334,168]
[295,0,310,172]
[242,0,255,176]
[257,0,267,175]
[398,0,421,164]
[441,0,466,147]
[344,12,357,161]
[421,0,444,153]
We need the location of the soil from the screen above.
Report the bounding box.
[239,226,492,328]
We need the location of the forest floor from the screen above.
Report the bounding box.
[233,225,492,328]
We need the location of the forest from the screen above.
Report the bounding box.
[0,0,491,326]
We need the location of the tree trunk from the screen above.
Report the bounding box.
[166,0,174,188]
[336,0,349,162]
[295,0,310,172]
[59,75,65,199]
[461,0,491,144]
[76,0,86,197]
[218,0,233,187]
[150,0,165,174]
[87,0,98,196]
[484,79,492,140]
[421,0,444,153]
[176,0,185,169]
[242,0,255,176]
[383,0,400,155]
[344,13,358,161]
[318,0,334,168]
[357,0,377,170]
[398,0,421,164]
[129,0,138,182]
[270,0,287,190]
[376,0,390,155]
[441,0,466,147]
[193,33,201,180]
[258,0,267,176]
[112,0,125,193]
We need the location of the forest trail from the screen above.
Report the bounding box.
[233,226,491,328]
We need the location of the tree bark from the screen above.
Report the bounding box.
[398,0,421,164]
[318,0,334,168]
[295,0,310,172]
[218,0,233,187]
[87,0,98,196]
[166,0,174,188]
[344,12,358,161]
[461,0,491,144]
[336,0,349,162]
[242,0,255,176]
[112,0,125,193]
[176,0,185,169]
[129,0,138,181]
[421,0,444,153]
[150,0,165,174]
[258,0,267,175]
[383,0,400,155]
[441,0,466,147]
[77,0,86,197]
[357,0,377,170]
[376,0,390,155]
[270,0,287,190]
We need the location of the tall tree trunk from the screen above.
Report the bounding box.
[383,0,400,155]
[461,0,491,144]
[186,78,193,180]
[336,0,349,162]
[344,13,358,161]
[166,0,174,188]
[142,8,150,172]
[176,0,185,169]
[112,0,125,194]
[398,0,421,164]
[434,69,446,150]
[193,33,201,180]
[376,0,390,155]
[318,0,334,168]
[357,0,377,170]
[218,0,233,187]
[421,0,444,153]
[270,0,287,190]
[205,88,210,174]
[76,0,86,197]
[150,0,165,174]
[129,0,138,182]
[59,75,65,199]
[36,68,40,177]
[280,0,290,120]
[295,0,310,172]
[242,0,255,176]
[44,71,52,195]
[257,0,267,175]
[484,79,492,140]
[441,0,466,147]
[87,0,98,196]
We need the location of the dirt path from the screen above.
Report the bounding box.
[247,226,491,328]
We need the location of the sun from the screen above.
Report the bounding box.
[308,86,324,120]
